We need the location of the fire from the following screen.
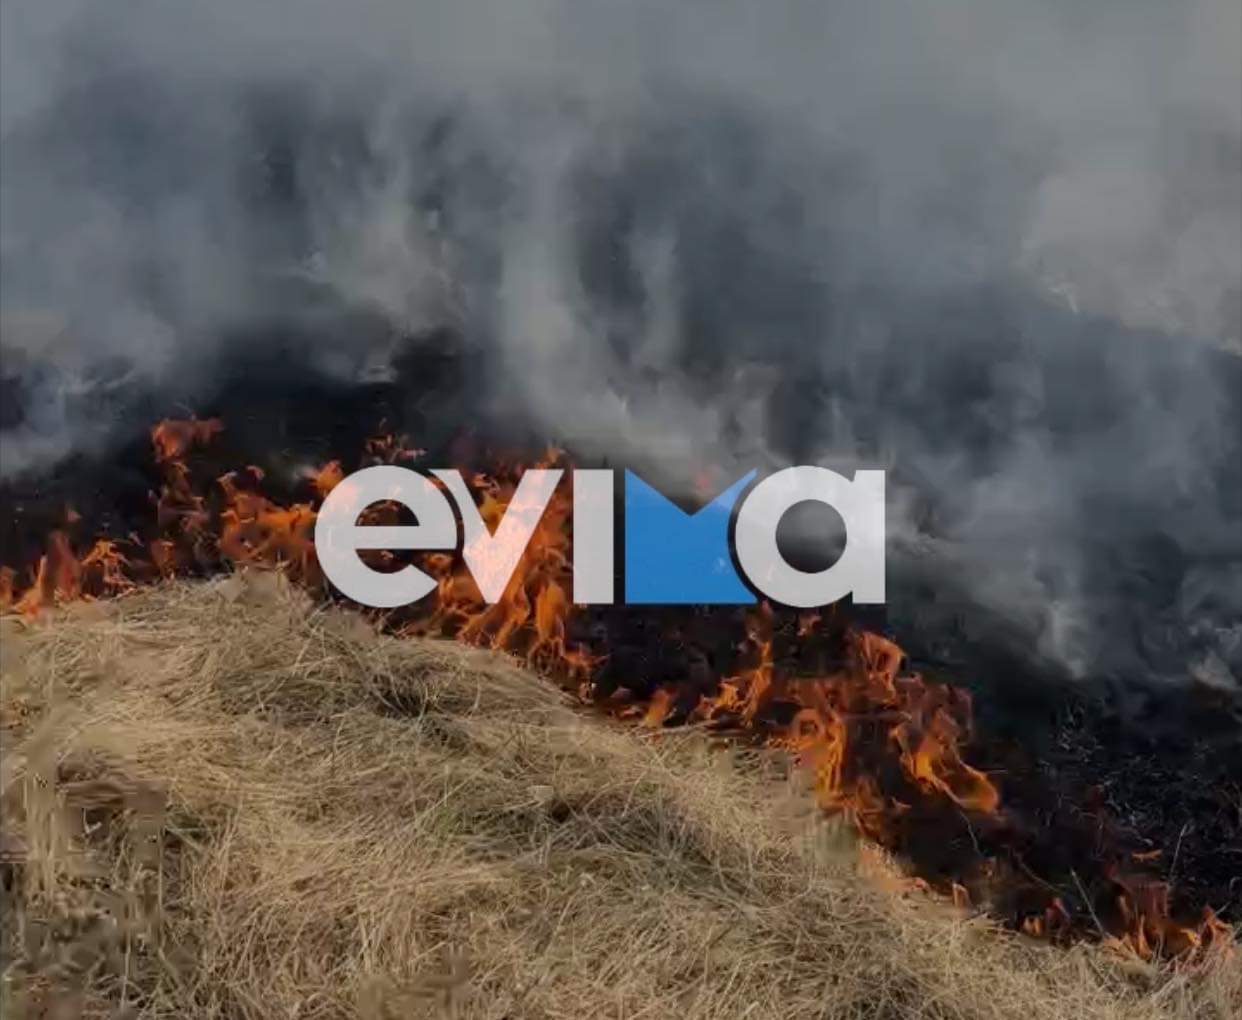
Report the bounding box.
[308,460,345,499]
[217,470,321,586]
[151,416,224,463]
[0,417,1233,964]
[14,530,78,614]
[892,678,1000,814]
[656,619,1002,831]
[408,449,599,679]
[0,499,137,613]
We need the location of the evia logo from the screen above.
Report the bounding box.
[314,467,885,609]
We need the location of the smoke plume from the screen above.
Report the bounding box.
[2,0,1240,689]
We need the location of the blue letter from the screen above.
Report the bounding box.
[624,470,756,604]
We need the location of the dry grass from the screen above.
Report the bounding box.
[0,575,1237,1020]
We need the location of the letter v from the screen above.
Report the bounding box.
[432,469,564,603]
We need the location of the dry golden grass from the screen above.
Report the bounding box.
[0,575,1237,1020]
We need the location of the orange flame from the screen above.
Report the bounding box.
[151,416,223,464]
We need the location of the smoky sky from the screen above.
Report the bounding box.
[1,0,1240,689]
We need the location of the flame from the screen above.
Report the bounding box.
[217,470,321,586]
[407,448,599,678]
[151,416,223,463]
[3,532,133,614]
[891,680,1000,814]
[676,622,1001,827]
[308,460,345,499]
[13,530,79,613]
[0,416,1232,964]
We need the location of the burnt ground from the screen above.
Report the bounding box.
[1014,684,1242,923]
[580,601,1242,933]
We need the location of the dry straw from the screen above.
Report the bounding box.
[1,574,1237,1018]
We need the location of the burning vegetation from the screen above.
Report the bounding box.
[1,417,1237,966]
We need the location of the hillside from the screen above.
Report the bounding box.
[1,575,1237,1019]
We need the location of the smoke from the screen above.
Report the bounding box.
[2,0,1240,688]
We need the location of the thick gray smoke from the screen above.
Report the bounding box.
[2,0,1240,689]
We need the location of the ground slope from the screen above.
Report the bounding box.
[1,576,1237,1019]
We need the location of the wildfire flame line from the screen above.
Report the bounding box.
[0,417,1232,963]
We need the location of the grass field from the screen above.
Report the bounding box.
[1,574,1237,1019]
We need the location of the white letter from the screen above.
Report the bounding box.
[432,469,563,603]
[572,469,614,603]
[734,467,885,607]
[315,466,457,608]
